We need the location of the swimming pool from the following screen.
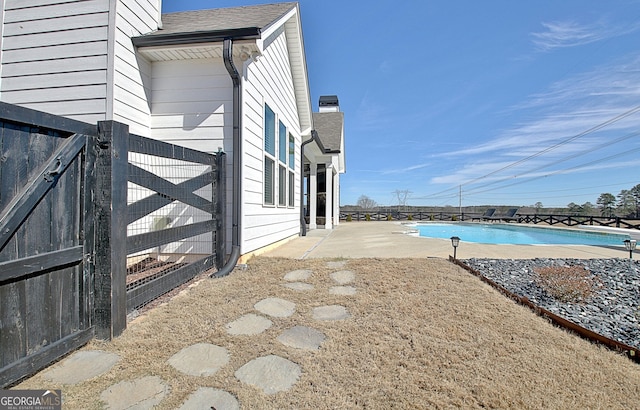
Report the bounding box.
[410,223,630,246]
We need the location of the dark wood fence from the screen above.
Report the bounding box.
[339,211,640,230]
[0,102,225,387]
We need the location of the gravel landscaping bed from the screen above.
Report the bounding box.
[462,258,640,350]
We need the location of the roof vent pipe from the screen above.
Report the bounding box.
[212,38,242,277]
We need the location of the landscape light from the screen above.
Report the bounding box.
[450,236,460,260]
[624,239,637,260]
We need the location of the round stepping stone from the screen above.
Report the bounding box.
[312,305,351,321]
[329,286,357,296]
[235,355,301,394]
[42,350,120,385]
[277,325,326,350]
[254,297,296,318]
[326,261,347,269]
[283,282,314,291]
[330,270,356,285]
[100,375,168,409]
[283,269,312,281]
[226,313,273,335]
[168,343,229,376]
[177,387,239,410]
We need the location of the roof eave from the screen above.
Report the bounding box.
[132,27,262,48]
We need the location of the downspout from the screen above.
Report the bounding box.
[211,38,241,277]
[300,130,318,236]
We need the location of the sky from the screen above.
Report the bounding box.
[162,0,640,209]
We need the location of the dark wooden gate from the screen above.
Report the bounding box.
[0,104,97,387]
[0,102,227,387]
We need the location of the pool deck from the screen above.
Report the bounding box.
[261,221,635,260]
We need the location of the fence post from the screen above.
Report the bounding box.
[215,151,226,269]
[93,121,128,340]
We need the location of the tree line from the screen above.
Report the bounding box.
[591,183,640,218]
[353,183,640,218]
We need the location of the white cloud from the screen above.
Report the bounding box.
[532,21,604,51]
[381,163,431,175]
[438,53,640,161]
[531,19,639,52]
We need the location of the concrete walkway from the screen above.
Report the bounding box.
[262,221,632,260]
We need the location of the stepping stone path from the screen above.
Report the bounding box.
[59,260,358,408]
[330,270,356,284]
[42,350,120,385]
[235,354,302,395]
[168,343,229,377]
[283,269,313,281]
[177,387,239,410]
[100,375,169,410]
[278,325,326,350]
[226,313,273,335]
[330,285,357,295]
[284,281,314,291]
[312,304,352,321]
[254,297,296,317]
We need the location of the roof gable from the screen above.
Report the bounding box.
[132,2,312,133]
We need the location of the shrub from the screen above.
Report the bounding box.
[365,213,371,221]
[429,214,434,221]
[534,265,601,303]
[451,215,458,221]
[387,214,392,221]
[407,214,413,221]
[346,214,352,222]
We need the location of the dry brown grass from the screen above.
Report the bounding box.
[16,257,640,409]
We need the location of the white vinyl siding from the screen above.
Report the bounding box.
[0,0,110,123]
[148,58,233,252]
[0,0,160,128]
[112,0,159,136]
[241,29,302,253]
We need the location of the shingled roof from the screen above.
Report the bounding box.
[152,2,296,36]
[313,112,343,152]
[132,3,298,47]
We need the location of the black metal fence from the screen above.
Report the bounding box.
[0,102,225,387]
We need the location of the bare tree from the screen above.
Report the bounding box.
[357,195,377,210]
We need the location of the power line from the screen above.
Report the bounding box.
[461,105,640,188]
[416,105,640,202]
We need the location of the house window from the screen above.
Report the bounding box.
[288,134,295,170]
[288,171,295,207]
[278,120,288,206]
[278,165,287,206]
[279,121,287,163]
[264,158,275,205]
[264,104,297,208]
[264,104,276,205]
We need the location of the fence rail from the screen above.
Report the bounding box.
[339,211,640,230]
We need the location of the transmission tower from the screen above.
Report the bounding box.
[393,189,412,212]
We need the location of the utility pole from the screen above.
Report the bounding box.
[459,185,462,217]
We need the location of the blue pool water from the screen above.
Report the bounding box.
[411,223,630,246]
